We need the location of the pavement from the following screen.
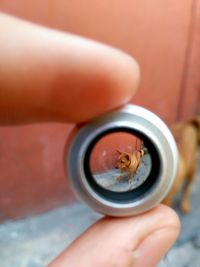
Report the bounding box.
[0,151,199,267]
[94,153,151,192]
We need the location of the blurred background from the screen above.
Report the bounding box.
[0,1,199,266]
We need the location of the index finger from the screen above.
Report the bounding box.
[0,13,140,125]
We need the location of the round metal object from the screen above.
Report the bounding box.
[65,104,178,217]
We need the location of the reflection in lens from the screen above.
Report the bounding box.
[89,132,152,192]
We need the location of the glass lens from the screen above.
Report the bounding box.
[89,132,152,192]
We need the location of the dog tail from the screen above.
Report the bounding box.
[190,116,200,144]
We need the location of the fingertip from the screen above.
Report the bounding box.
[134,228,179,267]
[46,43,141,123]
[64,41,141,122]
[114,52,140,106]
[150,204,181,231]
[132,205,180,267]
[106,47,140,105]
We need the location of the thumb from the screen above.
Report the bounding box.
[48,204,180,267]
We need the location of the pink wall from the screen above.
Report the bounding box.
[0,0,199,220]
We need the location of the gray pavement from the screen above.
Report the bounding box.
[0,151,199,267]
[94,153,151,192]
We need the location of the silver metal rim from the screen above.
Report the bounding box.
[66,105,178,217]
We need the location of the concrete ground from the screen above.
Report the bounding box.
[0,152,199,267]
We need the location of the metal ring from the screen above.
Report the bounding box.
[65,104,178,216]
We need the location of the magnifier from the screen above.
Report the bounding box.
[65,104,178,217]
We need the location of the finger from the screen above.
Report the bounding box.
[0,13,140,125]
[48,205,180,267]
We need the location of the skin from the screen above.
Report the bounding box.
[0,13,180,267]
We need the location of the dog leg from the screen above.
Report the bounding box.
[162,175,183,207]
[180,163,196,213]
[128,168,135,183]
[162,197,172,207]
[162,187,176,207]
[116,170,126,181]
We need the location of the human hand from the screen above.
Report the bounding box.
[0,13,180,267]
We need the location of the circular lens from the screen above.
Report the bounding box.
[89,131,152,193]
[67,104,178,216]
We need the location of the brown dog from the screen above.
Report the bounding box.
[116,149,144,183]
[163,116,200,213]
